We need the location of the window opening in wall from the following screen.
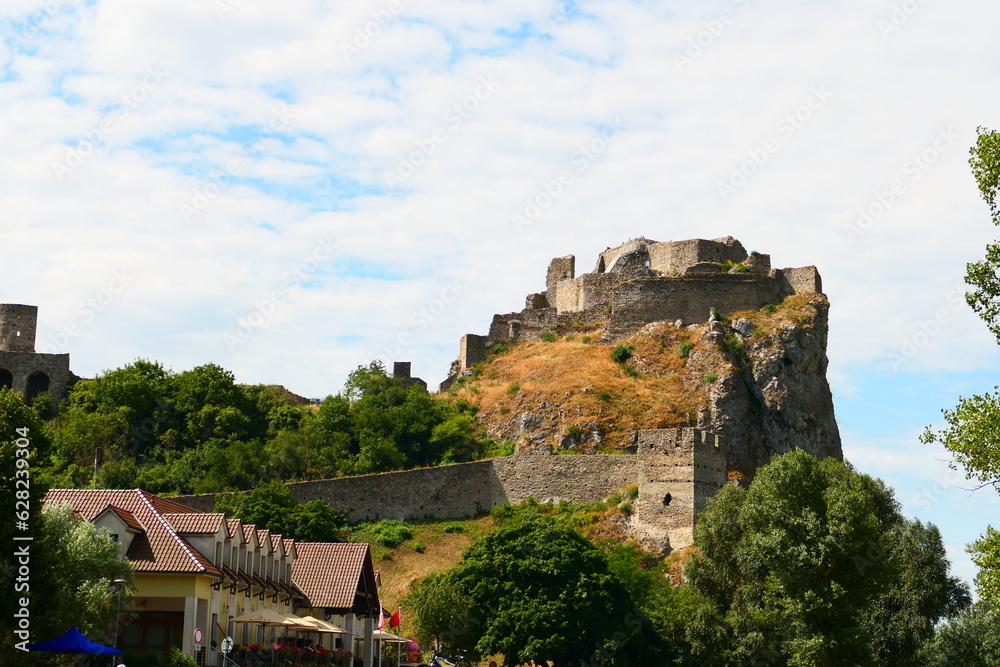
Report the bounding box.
[663,493,672,507]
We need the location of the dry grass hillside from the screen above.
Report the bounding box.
[447,323,734,451]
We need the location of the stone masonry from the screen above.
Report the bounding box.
[0,304,71,406]
[172,427,726,552]
[442,236,821,390]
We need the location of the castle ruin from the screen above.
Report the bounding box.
[443,236,821,388]
[0,304,71,406]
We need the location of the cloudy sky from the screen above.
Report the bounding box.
[4,0,1000,587]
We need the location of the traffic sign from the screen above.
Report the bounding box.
[221,637,234,654]
[193,628,203,645]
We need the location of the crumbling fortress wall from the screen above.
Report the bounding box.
[0,304,71,405]
[173,428,726,552]
[176,235,839,554]
[443,236,821,389]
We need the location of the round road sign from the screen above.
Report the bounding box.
[193,628,203,645]
[222,637,234,654]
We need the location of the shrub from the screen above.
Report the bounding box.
[581,335,591,343]
[617,500,633,515]
[607,491,622,505]
[411,539,426,553]
[441,522,464,534]
[507,383,520,395]
[566,425,582,438]
[598,390,612,402]
[625,484,639,499]
[168,647,198,667]
[368,519,413,548]
[704,373,718,384]
[678,341,694,359]
[498,406,509,415]
[762,303,778,314]
[610,344,634,363]
[565,335,576,342]
[623,365,641,378]
[490,342,510,356]
[540,330,557,342]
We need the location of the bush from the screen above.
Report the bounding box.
[704,373,718,384]
[168,647,198,667]
[598,390,612,402]
[581,336,591,343]
[610,344,634,363]
[678,341,694,359]
[489,342,510,356]
[762,303,778,314]
[623,365,641,378]
[540,330,557,342]
[566,425,582,438]
[368,519,413,548]
[441,522,464,534]
[411,539,426,553]
[617,500,633,515]
[625,484,639,499]
[507,383,520,395]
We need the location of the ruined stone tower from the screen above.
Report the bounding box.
[0,304,71,405]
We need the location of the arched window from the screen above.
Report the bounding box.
[24,371,50,403]
[0,368,12,390]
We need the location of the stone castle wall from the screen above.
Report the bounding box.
[443,236,822,386]
[0,304,71,405]
[172,428,725,552]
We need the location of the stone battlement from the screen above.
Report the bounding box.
[443,236,821,388]
[172,427,728,552]
[0,304,71,405]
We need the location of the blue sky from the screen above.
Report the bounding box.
[3,0,1000,588]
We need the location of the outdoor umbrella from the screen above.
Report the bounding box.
[26,626,122,655]
[233,608,293,645]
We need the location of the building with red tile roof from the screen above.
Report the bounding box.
[44,488,381,666]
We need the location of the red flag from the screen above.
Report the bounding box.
[389,609,401,628]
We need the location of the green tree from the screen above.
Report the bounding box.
[410,516,634,667]
[685,449,967,666]
[923,126,1000,604]
[32,504,135,644]
[919,602,1000,666]
[214,481,346,542]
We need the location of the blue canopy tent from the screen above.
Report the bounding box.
[26,626,122,655]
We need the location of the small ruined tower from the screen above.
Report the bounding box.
[0,304,71,405]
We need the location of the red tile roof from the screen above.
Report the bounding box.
[163,512,228,536]
[292,543,379,615]
[227,518,246,543]
[44,489,221,576]
[101,504,145,533]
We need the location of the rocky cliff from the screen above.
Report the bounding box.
[448,291,841,480]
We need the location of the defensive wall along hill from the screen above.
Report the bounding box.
[174,236,842,553]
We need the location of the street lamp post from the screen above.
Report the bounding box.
[113,578,127,665]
